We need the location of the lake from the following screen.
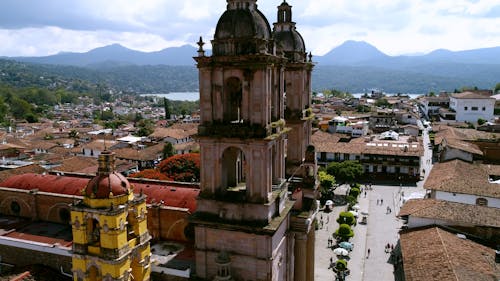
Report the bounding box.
[140,92,199,101]
[141,92,422,101]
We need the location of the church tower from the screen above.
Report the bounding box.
[274,1,318,281]
[192,0,293,280]
[70,151,151,281]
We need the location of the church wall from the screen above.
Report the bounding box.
[195,222,290,281]
[147,205,191,242]
[0,244,72,272]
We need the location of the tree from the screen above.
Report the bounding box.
[375,98,390,108]
[349,187,361,198]
[162,142,175,159]
[495,83,500,94]
[158,153,200,182]
[477,118,487,126]
[163,98,171,119]
[337,211,356,226]
[335,224,354,242]
[135,119,154,137]
[326,161,364,184]
[130,169,172,181]
[318,170,336,202]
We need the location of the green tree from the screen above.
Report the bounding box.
[163,98,171,119]
[162,142,175,159]
[477,118,487,126]
[494,83,500,94]
[349,187,361,198]
[9,97,33,119]
[337,211,356,226]
[135,119,154,137]
[0,97,7,123]
[375,98,390,108]
[335,224,354,242]
[318,170,336,201]
[326,161,364,184]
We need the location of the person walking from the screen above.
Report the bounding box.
[367,248,371,258]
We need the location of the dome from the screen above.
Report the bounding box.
[85,172,130,199]
[213,0,272,56]
[83,150,131,200]
[273,1,306,62]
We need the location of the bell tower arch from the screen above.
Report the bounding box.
[192,1,293,280]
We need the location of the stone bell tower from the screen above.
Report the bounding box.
[274,1,318,281]
[192,0,294,280]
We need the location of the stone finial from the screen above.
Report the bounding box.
[197,36,205,57]
[308,52,313,62]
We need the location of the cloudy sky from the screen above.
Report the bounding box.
[1,0,499,57]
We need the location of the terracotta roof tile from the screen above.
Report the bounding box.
[400,227,499,281]
[424,160,500,198]
[398,199,500,227]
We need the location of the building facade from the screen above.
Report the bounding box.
[70,151,151,281]
[192,1,317,280]
[449,92,495,122]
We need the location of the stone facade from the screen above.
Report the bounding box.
[192,1,317,280]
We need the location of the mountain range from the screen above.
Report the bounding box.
[2,40,500,93]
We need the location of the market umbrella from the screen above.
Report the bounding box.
[339,242,353,251]
[333,247,349,256]
[325,200,334,206]
[352,204,361,210]
[349,210,359,217]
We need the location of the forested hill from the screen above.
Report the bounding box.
[0,59,198,94]
[1,58,499,94]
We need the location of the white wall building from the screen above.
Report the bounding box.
[449,92,495,122]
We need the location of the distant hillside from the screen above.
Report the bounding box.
[1,40,499,94]
[0,59,198,93]
[10,44,199,66]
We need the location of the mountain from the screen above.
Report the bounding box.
[11,44,199,66]
[316,40,388,65]
[2,41,499,94]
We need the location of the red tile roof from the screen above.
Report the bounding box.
[424,160,500,198]
[400,227,499,281]
[0,173,199,212]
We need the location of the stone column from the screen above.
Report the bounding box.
[294,233,307,281]
[306,226,316,281]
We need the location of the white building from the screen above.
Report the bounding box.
[424,159,500,208]
[449,92,495,122]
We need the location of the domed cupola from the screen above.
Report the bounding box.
[273,1,306,62]
[213,0,273,56]
[83,150,133,207]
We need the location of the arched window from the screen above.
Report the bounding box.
[10,201,20,215]
[223,77,243,123]
[59,208,70,223]
[476,197,488,206]
[221,147,246,192]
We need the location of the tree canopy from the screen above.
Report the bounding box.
[326,161,364,184]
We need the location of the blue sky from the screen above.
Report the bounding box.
[0,0,499,57]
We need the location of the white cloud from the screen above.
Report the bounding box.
[0,0,498,56]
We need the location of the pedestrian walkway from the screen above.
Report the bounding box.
[314,184,414,281]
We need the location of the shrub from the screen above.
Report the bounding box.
[349,187,361,198]
[130,169,172,181]
[335,224,354,241]
[158,153,200,182]
[337,211,355,226]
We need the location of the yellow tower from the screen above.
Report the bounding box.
[70,151,151,281]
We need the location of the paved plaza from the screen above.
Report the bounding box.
[314,182,428,281]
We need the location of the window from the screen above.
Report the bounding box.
[476,197,488,206]
[10,201,20,215]
[472,107,478,111]
[482,107,486,111]
[59,208,70,223]
[464,107,468,111]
